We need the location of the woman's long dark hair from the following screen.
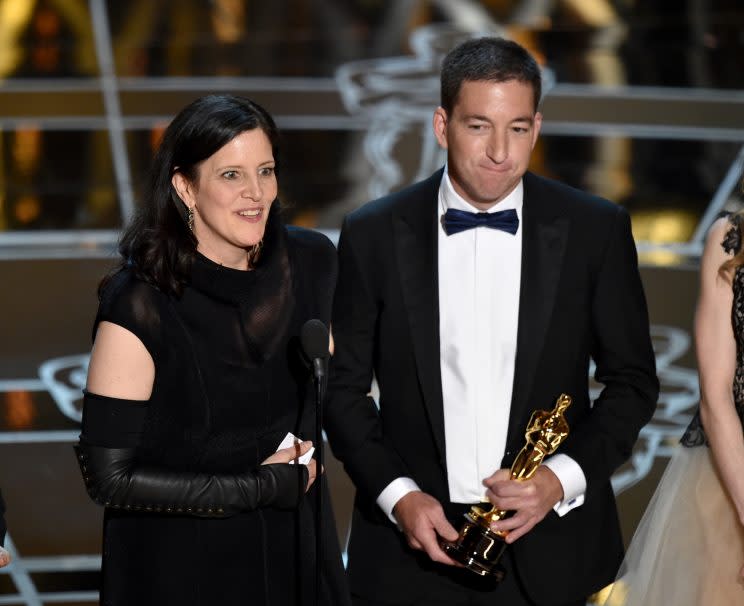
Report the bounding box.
[102,94,280,297]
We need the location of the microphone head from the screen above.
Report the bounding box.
[300,319,329,361]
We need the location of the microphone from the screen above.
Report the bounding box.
[301,319,329,380]
[300,319,329,606]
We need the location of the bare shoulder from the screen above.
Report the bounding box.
[702,216,737,262]
[707,215,735,242]
[86,321,154,400]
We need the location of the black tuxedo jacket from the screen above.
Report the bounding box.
[326,169,658,605]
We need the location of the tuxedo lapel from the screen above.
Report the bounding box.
[508,174,570,448]
[392,170,446,463]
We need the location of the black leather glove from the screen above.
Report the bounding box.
[75,441,309,517]
[75,392,308,517]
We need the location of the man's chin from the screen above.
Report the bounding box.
[467,189,514,210]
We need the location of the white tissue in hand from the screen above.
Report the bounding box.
[276,432,314,465]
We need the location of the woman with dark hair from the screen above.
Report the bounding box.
[604,208,744,605]
[75,94,349,606]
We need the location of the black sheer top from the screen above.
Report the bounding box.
[88,208,345,606]
[94,208,335,469]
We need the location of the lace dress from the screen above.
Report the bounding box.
[603,215,744,605]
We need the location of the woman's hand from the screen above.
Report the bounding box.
[0,546,10,568]
[261,441,319,492]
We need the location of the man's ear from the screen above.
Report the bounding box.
[433,107,449,149]
[531,112,543,150]
[171,172,195,208]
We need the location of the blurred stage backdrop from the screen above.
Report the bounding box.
[1,1,744,604]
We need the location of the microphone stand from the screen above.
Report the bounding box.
[312,358,326,606]
[300,319,330,606]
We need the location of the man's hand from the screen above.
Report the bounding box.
[392,491,460,566]
[483,466,563,543]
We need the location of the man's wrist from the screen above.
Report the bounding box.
[543,454,586,516]
[377,477,421,525]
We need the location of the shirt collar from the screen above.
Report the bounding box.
[439,165,523,216]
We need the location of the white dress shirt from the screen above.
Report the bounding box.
[377,169,586,521]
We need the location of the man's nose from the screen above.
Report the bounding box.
[486,132,508,163]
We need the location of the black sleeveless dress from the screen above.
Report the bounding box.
[93,211,349,606]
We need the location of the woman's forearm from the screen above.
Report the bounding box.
[75,440,307,516]
[700,397,744,522]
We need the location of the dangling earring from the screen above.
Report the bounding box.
[248,239,263,266]
[187,206,195,232]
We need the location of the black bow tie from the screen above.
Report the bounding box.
[442,208,519,236]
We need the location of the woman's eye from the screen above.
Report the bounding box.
[260,167,275,177]
[222,170,238,179]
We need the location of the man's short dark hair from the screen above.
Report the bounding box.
[440,37,542,114]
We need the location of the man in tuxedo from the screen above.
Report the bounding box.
[326,37,658,606]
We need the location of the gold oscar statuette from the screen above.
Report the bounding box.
[441,393,573,579]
